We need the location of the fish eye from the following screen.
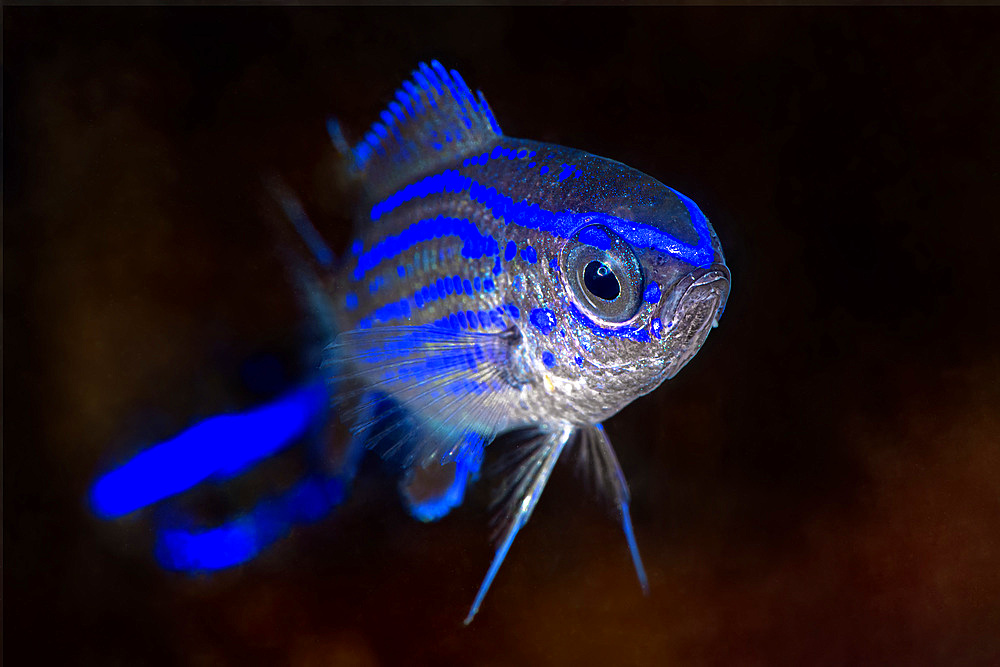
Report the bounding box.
[583,261,620,300]
[563,224,643,323]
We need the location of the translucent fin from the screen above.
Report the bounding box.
[266,177,335,270]
[348,60,502,203]
[326,324,523,469]
[573,423,649,594]
[400,432,484,522]
[326,117,351,158]
[464,424,574,624]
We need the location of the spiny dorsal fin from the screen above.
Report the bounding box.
[346,61,502,203]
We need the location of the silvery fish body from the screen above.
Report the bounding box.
[317,62,729,622]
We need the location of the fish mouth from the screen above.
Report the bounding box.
[658,264,730,378]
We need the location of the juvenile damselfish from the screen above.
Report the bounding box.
[309,61,731,623]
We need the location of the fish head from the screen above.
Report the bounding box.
[515,144,730,421]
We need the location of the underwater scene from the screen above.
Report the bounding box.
[7,8,1000,666]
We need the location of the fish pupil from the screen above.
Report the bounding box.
[584,260,620,301]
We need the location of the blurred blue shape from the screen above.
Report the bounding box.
[90,381,328,519]
[406,434,484,523]
[154,475,346,571]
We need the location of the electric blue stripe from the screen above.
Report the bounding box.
[351,215,499,282]
[368,169,714,267]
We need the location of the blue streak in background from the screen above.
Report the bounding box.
[155,474,347,572]
[90,382,328,519]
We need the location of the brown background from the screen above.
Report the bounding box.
[6,7,1000,666]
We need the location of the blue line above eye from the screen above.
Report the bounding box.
[367,168,715,267]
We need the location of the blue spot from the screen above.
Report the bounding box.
[549,256,559,272]
[520,246,538,264]
[539,166,549,175]
[542,351,556,368]
[483,278,495,292]
[457,311,469,328]
[513,276,523,292]
[345,293,358,310]
[506,304,521,319]
[432,142,443,151]
[575,356,584,366]
[644,281,662,304]
[528,161,536,168]
[651,318,663,339]
[397,265,406,278]
[493,256,502,275]
[453,275,463,293]
[466,311,478,329]
[474,276,482,292]
[504,240,516,261]
[449,314,460,330]
[415,291,425,308]
[529,308,558,335]
[351,239,363,255]
[463,279,473,294]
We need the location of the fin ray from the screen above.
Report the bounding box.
[573,424,649,593]
[465,425,574,624]
[347,61,502,203]
[326,324,521,468]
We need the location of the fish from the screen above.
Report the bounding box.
[89,60,730,624]
[317,61,730,622]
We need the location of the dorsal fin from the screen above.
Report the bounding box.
[347,61,502,203]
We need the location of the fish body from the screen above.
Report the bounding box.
[318,62,729,621]
[89,61,730,623]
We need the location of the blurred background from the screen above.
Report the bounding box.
[6,7,999,666]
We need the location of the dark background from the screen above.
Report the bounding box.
[6,8,1000,666]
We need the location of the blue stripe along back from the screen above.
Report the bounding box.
[366,151,715,268]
